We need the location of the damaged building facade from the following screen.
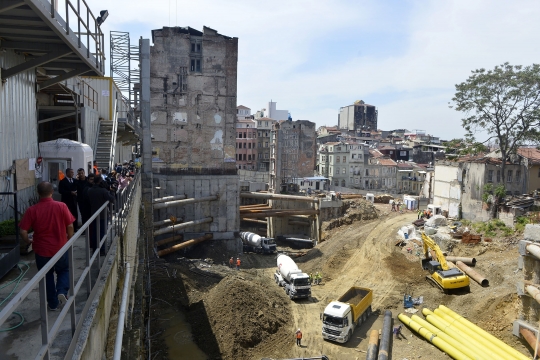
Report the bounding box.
[150,26,240,241]
[270,120,317,192]
[338,100,378,134]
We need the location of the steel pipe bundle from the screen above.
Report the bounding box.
[378,310,392,360]
[157,234,213,257]
[410,314,487,360]
[437,305,529,360]
[153,195,218,210]
[398,313,472,360]
[455,261,489,286]
[421,306,530,360]
[526,285,540,305]
[366,329,379,360]
[240,218,268,225]
[153,218,173,227]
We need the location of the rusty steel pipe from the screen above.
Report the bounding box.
[153,217,213,236]
[157,234,213,257]
[239,209,319,218]
[456,261,489,286]
[153,194,186,203]
[520,327,540,357]
[240,192,318,202]
[366,329,379,360]
[240,218,268,225]
[526,285,540,305]
[154,234,184,247]
[446,256,476,266]
[153,195,218,209]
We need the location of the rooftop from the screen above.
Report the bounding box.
[518,147,540,165]
[237,105,250,110]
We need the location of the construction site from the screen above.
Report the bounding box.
[1,4,540,360]
[145,190,540,360]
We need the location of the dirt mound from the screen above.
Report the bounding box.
[321,199,379,236]
[202,274,293,359]
[374,194,394,203]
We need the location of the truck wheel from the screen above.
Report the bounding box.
[345,330,352,342]
[289,293,294,300]
[285,288,290,295]
[367,306,372,316]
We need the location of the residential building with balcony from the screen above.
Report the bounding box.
[236,119,257,170]
[318,142,350,187]
[397,162,426,195]
[363,153,397,191]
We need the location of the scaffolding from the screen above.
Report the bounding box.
[110,31,140,108]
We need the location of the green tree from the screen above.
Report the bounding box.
[444,138,488,159]
[452,63,540,217]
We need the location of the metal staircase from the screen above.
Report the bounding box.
[94,100,119,171]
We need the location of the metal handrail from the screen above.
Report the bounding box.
[48,0,105,74]
[0,171,140,360]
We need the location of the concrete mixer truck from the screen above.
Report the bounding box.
[239,232,276,254]
[274,254,311,300]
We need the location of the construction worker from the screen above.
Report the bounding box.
[315,272,322,285]
[417,208,423,219]
[393,325,404,339]
[236,257,241,270]
[309,273,313,283]
[390,199,396,212]
[229,257,234,268]
[295,329,303,346]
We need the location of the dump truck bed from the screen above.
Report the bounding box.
[337,286,372,322]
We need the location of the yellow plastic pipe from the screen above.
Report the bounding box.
[433,309,516,360]
[410,315,488,360]
[422,309,506,360]
[398,313,472,360]
[438,305,530,360]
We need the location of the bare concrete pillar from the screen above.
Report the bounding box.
[140,37,154,249]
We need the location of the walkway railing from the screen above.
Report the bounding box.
[0,171,140,360]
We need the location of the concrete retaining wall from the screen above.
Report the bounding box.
[74,181,142,360]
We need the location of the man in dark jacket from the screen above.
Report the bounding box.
[86,176,115,255]
[58,168,79,231]
[76,168,92,228]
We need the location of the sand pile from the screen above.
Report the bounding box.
[200,275,293,359]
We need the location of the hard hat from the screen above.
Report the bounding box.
[297,328,301,331]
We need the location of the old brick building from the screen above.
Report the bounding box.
[150,26,238,170]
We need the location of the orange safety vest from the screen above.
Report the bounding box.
[296,331,302,339]
[236,259,241,266]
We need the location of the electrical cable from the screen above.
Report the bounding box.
[0,262,30,331]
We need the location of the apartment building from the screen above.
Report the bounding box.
[236,119,257,170]
[270,120,317,192]
[237,105,251,120]
[256,117,276,171]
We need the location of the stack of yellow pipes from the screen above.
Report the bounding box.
[398,305,529,360]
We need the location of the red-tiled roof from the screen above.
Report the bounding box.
[369,149,384,158]
[237,105,250,109]
[397,162,414,169]
[378,158,397,166]
[518,148,540,165]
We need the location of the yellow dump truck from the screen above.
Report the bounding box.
[321,286,373,343]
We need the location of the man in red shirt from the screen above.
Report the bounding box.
[19,182,75,311]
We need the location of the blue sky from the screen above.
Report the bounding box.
[83,0,540,141]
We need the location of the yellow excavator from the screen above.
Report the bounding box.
[421,233,470,293]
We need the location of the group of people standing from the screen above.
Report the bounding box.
[17,161,135,311]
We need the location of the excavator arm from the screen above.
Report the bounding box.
[421,233,449,270]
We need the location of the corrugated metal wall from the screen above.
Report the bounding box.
[77,77,129,121]
[81,106,100,152]
[0,50,39,221]
[114,144,134,165]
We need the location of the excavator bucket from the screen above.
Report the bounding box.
[421,258,430,270]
